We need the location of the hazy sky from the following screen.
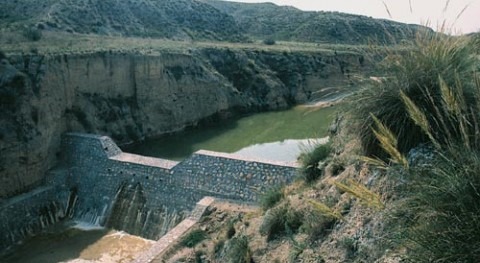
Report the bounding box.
[226,0,479,34]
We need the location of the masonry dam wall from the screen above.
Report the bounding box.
[0,133,297,253]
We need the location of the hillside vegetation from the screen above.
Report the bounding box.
[0,0,245,41]
[0,0,426,44]
[204,0,428,44]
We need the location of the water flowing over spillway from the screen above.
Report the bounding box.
[106,182,182,239]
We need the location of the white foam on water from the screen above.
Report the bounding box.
[105,231,128,238]
[71,221,106,231]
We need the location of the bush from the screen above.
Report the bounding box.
[390,148,480,262]
[180,229,208,248]
[260,186,284,211]
[338,237,357,258]
[349,32,479,158]
[0,50,6,60]
[356,30,480,262]
[259,203,303,241]
[301,200,339,241]
[214,239,225,254]
[23,27,42,41]
[224,235,253,263]
[263,38,276,45]
[226,221,236,239]
[298,143,332,183]
[330,158,346,176]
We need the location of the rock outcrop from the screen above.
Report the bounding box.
[0,47,366,198]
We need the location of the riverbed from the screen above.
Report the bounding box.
[0,223,154,263]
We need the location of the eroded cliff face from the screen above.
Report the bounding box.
[0,48,365,198]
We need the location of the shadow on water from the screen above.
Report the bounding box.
[1,226,108,263]
[125,106,338,161]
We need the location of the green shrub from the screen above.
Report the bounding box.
[180,229,208,248]
[357,30,480,262]
[224,235,253,263]
[298,143,332,183]
[23,27,42,41]
[263,38,276,45]
[226,221,236,239]
[301,201,339,242]
[214,239,225,254]
[259,203,303,241]
[260,186,284,211]
[338,237,357,258]
[195,250,205,263]
[389,148,480,262]
[349,32,479,158]
[288,239,306,263]
[330,158,345,176]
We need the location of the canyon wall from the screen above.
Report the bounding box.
[0,48,366,198]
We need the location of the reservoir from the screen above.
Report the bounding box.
[126,105,338,162]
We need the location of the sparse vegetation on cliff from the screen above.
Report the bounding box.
[298,142,332,183]
[259,186,284,211]
[22,26,42,41]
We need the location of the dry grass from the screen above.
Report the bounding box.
[334,179,384,210]
[0,30,376,56]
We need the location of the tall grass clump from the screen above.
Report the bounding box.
[349,31,478,158]
[301,200,341,241]
[260,185,284,211]
[180,229,208,248]
[223,235,253,263]
[353,29,480,261]
[259,203,303,241]
[298,142,332,183]
[391,147,480,262]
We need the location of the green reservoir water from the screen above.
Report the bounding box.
[126,105,338,161]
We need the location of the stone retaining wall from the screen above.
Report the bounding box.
[0,183,72,253]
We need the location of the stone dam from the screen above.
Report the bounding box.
[0,133,298,253]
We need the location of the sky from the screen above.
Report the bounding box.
[225,0,480,34]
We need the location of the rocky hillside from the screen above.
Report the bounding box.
[0,0,427,44]
[0,0,245,41]
[0,46,367,199]
[204,0,428,44]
